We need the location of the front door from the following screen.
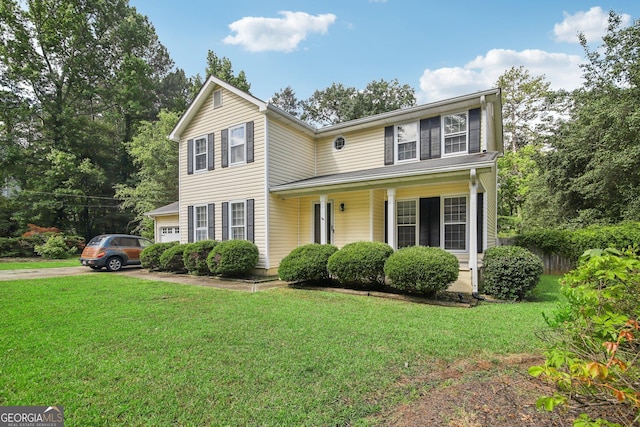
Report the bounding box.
[313,202,333,244]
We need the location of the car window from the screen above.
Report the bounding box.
[87,236,107,247]
[110,238,122,247]
[118,237,139,247]
[139,238,152,248]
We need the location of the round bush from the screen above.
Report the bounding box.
[482,245,543,300]
[159,243,192,273]
[140,241,178,270]
[207,240,259,277]
[327,241,393,287]
[34,235,77,259]
[183,240,218,275]
[278,244,338,283]
[384,246,459,296]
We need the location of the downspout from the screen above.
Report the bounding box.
[469,168,479,295]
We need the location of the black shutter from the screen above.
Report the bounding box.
[477,193,484,253]
[419,119,429,160]
[429,117,441,159]
[187,205,194,242]
[221,202,228,241]
[246,121,254,163]
[314,204,321,244]
[419,197,440,247]
[187,139,194,175]
[384,200,388,244]
[208,203,215,240]
[469,108,481,153]
[384,126,394,165]
[207,133,215,170]
[247,199,255,242]
[221,129,229,168]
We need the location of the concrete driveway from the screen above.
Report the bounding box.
[0,266,288,292]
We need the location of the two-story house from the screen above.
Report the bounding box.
[167,76,503,293]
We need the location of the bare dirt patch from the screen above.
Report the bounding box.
[374,354,622,427]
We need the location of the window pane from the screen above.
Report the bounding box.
[232,228,245,240]
[195,138,207,154]
[397,226,416,248]
[445,135,467,154]
[230,126,245,146]
[398,141,416,161]
[445,224,466,250]
[397,200,416,248]
[196,206,207,227]
[396,123,417,161]
[195,138,207,170]
[230,145,244,164]
[196,230,207,241]
[444,114,466,135]
[231,203,245,226]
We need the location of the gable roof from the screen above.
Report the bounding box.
[145,201,179,217]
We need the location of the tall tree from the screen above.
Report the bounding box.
[531,12,640,226]
[269,86,302,117]
[204,50,251,92]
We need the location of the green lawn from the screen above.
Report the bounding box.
[0,257,80,270]
[0,275,561,426]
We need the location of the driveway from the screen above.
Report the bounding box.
[0,266,288,292]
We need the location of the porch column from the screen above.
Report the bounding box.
[320,194,328,244]
[469,169,478,293]
[387,188,396,249]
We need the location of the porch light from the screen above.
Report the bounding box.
[340,203,345,212]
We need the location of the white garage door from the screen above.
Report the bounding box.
[160,226,180,242]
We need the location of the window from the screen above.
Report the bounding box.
[230,201,246,240]
[333,136,346,151]
[229,124,246,165]
[160,226,179,235]
[443,113,467,155]
[395,122,418,162]
[194,136,207,171]
[213,89,222,108]
[444,196,466,250]
[397,200,417,248]
[195,205,208,241]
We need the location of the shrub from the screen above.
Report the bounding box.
[482,246,543,300]
[278,244,338,283]
[530,248,640,425]
[140,242,178,270]
[207,240,259,277]
[384,246,459,296]
[0,237,22,257]
[183,240,218,275]
[159,243,192,273]
[34,235,78,259]
[327,241,393,287]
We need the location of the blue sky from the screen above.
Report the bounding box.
[129,0,639,103]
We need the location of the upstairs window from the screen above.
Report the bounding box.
[443,113,467,155]
[395,122,418,162]
[213,89,222,108]
[194,136,207,171]
[229,124,246,165]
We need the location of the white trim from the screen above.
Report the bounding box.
[394,121,419,163]
[229,200,247,240]
[193,134,208,173]
[311,199,334,244]
[441,194,469,253]
[369,190,374,241]
[194,204,208,242]
[396,198,419,248]
[228,123,247,166]
[386,188,396,250]
[442,111,469,157]
[333,135,346,151]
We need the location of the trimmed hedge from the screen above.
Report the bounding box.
[183,240,218,275]
[482,246,543,301]
[159,243,192,273]
[384,246,459,296]
[207,240,259,277]
[278,244,338,283]
[327,241,393,287]
[140,242,178,270]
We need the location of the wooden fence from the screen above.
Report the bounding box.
[498,238,575,275]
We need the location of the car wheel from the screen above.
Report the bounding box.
[106,257,123,272]
[89,265,102,271]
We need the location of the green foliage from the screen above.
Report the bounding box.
[140,241,178,270]
[204,50,251,92]
[530,248,640,425]
[34,235,78,259]
[183,240,218,276]
[326,241,393,287]
[278,244,338,283]
[207,240,259,277]
[159,243,191,273]
[482,246,543,300]
[384,246,459,296]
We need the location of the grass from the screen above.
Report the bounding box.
[0,257,80,270]
[0,274,561,426]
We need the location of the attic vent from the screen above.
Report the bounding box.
[334,136,346,151]
[213,89,222,108]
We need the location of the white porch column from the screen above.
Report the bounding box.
[387,188,396,249]
[320,194,328,244]
[469,169,479,293]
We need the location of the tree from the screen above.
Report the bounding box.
[269,86,302,117]
[114,110,180,237]
[204,50,251,92]
[532,12,640,227]
[300,78,416,126]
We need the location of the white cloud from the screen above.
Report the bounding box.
[418,48,584,103]
[553,6,631,44]
[223,11,337,53]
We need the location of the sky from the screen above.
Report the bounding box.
[128,0,640,104]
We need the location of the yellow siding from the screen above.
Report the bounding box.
[479,170,497,249]
[316,127,384,176]
[396,182,469,200]
[268,195,301,268]
[331,190,371,247]
[268,120,315,186]
[154,215,179,242]
[371,189,386,242]
[178,89,268,268]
